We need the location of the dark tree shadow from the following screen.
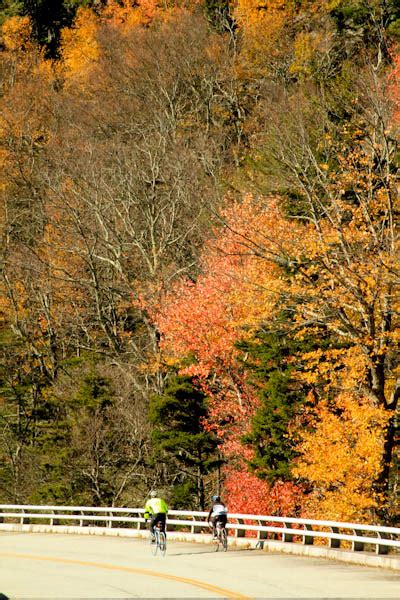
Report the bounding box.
[0,594,10,599]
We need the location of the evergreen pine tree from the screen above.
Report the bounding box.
[240,325,324,484]
[149,375,222,510]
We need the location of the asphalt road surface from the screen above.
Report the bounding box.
[0,531,399,598]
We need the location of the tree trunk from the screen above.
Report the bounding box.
[375,410,398,521]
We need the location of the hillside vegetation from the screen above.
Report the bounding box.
[0,0,399,523]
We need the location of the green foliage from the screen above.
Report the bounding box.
[21,0,70,55]
[204,0,235,34]
[0,328,65,502]
[328,0,400,52]
[72,372,113,412]
[168,480,198,510]
[329,1,372,32]
[0,0,24,25]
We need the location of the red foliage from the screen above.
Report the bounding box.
[153,196,288,454]
[224,466,302,517]
[154,226,261,452]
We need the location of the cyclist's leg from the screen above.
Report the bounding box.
[160,513,167,537]
[212,516,218,538]
[149,515,156,541]
[153,513,166,536]
[216,515,227,537]
[222,527,228,550]
[221,515,228,549]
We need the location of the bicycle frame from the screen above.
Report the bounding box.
[150,522,167,556]
[215,520,228,552]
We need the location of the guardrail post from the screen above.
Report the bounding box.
[50,510,60,526]
[235,518,246,537]
[376,532,389,555]
[20,510,30,525]
[329,526,340,548]
[283,523,294,543]
[107,512,113,528]
[352,529,364,551]
[257,520,268,540]
[189,516,202,534]
[302,524,313,545]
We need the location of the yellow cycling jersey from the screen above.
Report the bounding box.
[144,497,168,518]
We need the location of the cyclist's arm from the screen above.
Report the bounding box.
[144,502,153,520]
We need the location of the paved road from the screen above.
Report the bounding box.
[0,532,399,598]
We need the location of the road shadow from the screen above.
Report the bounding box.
[168,549,217,556]
[0,594,10,599]
[169,548,247,556]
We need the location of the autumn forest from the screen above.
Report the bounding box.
[0,0,399,524]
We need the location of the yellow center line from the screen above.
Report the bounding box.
[0,552,252,599]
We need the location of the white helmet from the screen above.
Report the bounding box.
[150,490,157,498]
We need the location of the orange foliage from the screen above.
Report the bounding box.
[102,0,163,29]
[155,247,258,452]
[156,195,294,370]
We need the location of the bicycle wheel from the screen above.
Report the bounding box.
[221,528,228,552]
[159,531,167,556]
[215,527,222,552]
[151,529,159,556]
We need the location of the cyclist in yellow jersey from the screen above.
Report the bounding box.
[144,490,168,542]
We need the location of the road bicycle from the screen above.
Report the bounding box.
[149,522,167,557]
[213,520,228,552]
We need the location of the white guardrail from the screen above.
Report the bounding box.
[0,504,399,557]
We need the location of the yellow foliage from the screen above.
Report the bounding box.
[299,346,370,393]
[293,393,389,522]
[290,32,318,76]
[59,1,182,85]
[0,287,11,326]
[60,8,100,84]
[234,0,289,71]
[1,15,32,51]
[35,215,87,329]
